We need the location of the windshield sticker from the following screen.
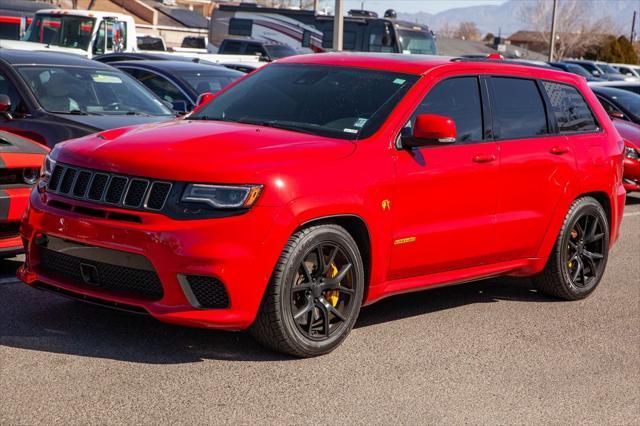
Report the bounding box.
[393,78,407,85]
[92,74,122,84]
[343,128,358,134]
[354,118,368,128]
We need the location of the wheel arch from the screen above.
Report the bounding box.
[298,214,372,301]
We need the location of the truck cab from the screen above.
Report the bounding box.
[0,9,136,58]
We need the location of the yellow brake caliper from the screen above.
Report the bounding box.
[325,262,340,307]
[568,229,578,269]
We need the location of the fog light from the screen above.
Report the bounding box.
[23,168,39,185]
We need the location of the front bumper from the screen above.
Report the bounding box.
[0,187,31,255]
[19,188,283,330]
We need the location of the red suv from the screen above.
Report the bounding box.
[18,54,626,357]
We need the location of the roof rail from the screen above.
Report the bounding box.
[450,57,554,70]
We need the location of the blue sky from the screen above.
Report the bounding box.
[323,0,509,15]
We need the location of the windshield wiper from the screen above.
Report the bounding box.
[235,119,321,135]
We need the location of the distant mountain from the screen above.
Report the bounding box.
[397,0,637,37]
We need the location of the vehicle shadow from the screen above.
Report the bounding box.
[0,272,554,364]
[625,194,640,205]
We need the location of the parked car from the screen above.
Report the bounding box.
[0,50,175,147]
[589,81,640,96]
[94,52,261,73]
[218,39,300,62]
[111,60,243,112]
[548,62,605,81]
[610,119,640,193]
[0,130,48,257]
[590,86,640,125]
[611,63,640,79]
[19,54,625,357]
[565,60,632,81]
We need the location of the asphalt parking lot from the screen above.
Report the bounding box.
[1,195,639,425]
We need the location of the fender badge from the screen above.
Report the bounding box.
[381,199,391,210]
[394,237,416,245]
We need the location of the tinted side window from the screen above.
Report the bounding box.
[541,81,598,133]
[490,77,547,139]
[229,18,252,37]
[123,69,189,104]
[414,77,483,143]
[221,41,244,54]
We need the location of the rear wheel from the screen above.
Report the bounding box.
[533,196,609,300]
[250,225,364,357]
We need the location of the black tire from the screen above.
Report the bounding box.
[533,196,609,300]
[250,224,365,357]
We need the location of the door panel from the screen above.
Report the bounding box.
[390,142,500,279]
[389,76,499,280]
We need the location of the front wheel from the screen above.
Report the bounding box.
[533,196,609,300]
[250,224,365,357]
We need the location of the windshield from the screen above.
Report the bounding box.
[397,29,437,55]
[566,64,591,78]
[176,69,243,95]
[598,63,620,74]
[190,64,418,140]
[23,14,94,50]
[264,44,299,59]
[18,66,173,116]
[601,88,640,120]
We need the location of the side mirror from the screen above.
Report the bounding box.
[403,114,457,148]
[608,110,625,120]
[592,70,601,77]
[0,94,13,120]
[191,92,216,114]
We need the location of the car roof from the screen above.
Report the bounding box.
[589,81,640,87]
[278,53,585,81]
[0,49,114,69]
[112,60,235,73]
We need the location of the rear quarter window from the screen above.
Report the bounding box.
[541,81,599,133]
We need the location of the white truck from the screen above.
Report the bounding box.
[0,9,261,65]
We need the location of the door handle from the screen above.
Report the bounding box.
[472,154,497,163]
[550,145,570,155]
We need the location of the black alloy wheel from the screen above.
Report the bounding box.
[533,196,609,300]
[251,224,364,357]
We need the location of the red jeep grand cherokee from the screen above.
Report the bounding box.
[19,54,626,357]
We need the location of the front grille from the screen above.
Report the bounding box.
[0,222,20,239]
[39,247,164,300]
[47,163,172,213]
[185,275,229,308]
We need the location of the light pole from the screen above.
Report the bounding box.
[548,0,558,61]
[333,0,344,51]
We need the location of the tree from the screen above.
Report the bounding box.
[483,33,495,44]
[453,22,481,41]
[585,35,639,63]
[518,0,619,60]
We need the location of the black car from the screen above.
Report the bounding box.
[94,52,255,73]
[0,50,175,147]
[111,60,243,112]
[548,62,605,82]
[591,86,640,124]
[218,39,299,62]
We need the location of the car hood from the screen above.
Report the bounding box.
[53,113,172,131]
[0,40,87,56]
[56,120,356,182]
[612,119,640,146]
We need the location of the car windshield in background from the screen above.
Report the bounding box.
[23,15,95,50]
[18,66,174,116]
[137,36,165,51]
[176,69,243,94]
[599,63,620,74]
[190,64,419,140]
[398,30,437,55]
[601,88,640,119]
[567,64,592,78]
[264,44,299,59]
[609,85,640,96]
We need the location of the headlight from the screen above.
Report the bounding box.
[22,168,40,185]
[625,146,640,160]
[41,153,56,181]
[181,184,262,209]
